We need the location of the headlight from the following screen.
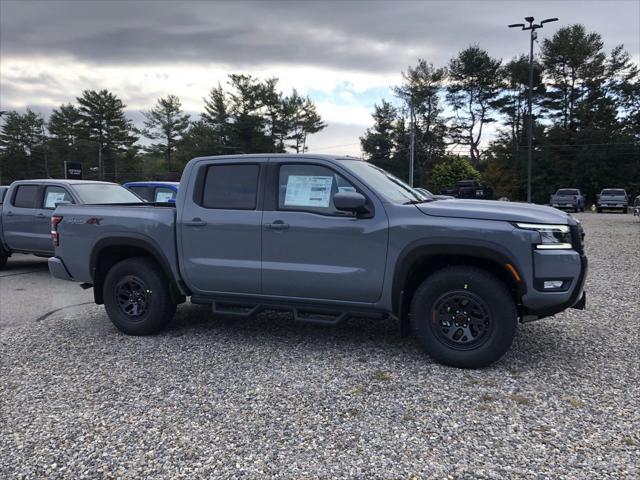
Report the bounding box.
[516,223,573,249]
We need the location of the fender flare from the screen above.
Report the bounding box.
[90,233,186,302]
[391,238,527,315]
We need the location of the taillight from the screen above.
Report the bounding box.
[51,215,63,246]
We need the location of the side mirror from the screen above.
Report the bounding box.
[333,192,368,214]
[54,200,72,207]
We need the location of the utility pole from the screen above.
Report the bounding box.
[409,97,415,187]
[509,16,558,203]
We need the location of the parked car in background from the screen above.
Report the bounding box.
[596,188,628,213]
[442,179,493,199]
[414,187,454,200]
[550,188,585,212]
[0,179,142,269]
[49,154,587,369]
[123,181,179,203]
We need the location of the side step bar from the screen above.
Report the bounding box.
[208,300,383,326]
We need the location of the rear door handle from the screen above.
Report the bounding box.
[6,211,13,216]
[36,213,47,218]
[185,218,207,227]
[264,221,289,230]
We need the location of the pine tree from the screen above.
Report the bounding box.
[142,95,190,172]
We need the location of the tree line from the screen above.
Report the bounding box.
[0,74,326,183]
[360,24,640,203]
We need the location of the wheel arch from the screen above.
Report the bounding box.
[392,241,526,330]
[90,235,186,305]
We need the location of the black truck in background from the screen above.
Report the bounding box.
[442,180,493,199]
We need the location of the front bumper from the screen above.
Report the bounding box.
[48,257,73,281]
[521,252,588,318]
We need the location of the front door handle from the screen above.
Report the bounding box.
[185,218,207,227]
[36,213,47,218]
[264,220,289,230]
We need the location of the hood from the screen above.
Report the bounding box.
[416,199,571,223]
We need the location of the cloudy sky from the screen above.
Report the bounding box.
[1,0,638,155]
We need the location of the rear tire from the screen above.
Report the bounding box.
[103,257,176,335]
[410,266,518,368]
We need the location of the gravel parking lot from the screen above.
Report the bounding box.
[1,213,638,479]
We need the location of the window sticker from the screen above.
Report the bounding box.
[338,186,356,193]
[284,175,333,208]
[155,191,175,202]
[45,191,67,208]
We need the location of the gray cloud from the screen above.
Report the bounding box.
[2,0,638,73]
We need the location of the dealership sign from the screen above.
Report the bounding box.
[64,161,83,180]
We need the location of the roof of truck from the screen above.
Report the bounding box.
[9,179,115,186]
[192,153,364,162]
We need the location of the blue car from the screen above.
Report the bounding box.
[123,181,179,203]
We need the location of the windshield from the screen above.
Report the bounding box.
[557,189,578,195]
[342,161,428,203]
[601,189,625,195]
[73,184,143,204]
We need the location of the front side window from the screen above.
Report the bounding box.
[155,187,176,202]
[278,164,357,216]
[12,185,39,208]
[201,164,260,210]
[43,186,74,209]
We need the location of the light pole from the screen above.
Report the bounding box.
[409,96,415,187]
[509,16,558,203]
[0,110,7,185]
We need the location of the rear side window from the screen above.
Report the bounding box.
[201,164,260,209]
[12,185,39,208]
[43,186,74,209]
[128,186,153,202]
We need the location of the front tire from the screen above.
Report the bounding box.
[0,245,9,270]
[103,257,176,335]
[410,266,517,368]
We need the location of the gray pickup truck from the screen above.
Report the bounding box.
[0,179,142,269]
[49,154,588,368]
[550,188,585,212]
[596,188,628,213]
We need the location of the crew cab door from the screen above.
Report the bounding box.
[179,161,264,295]
[261,161,388,303]
[32,185,75,254]
[2,184,41,252]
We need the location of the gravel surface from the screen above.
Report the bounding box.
[1,213,638,479]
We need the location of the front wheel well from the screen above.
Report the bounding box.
[92,245,183,305]
[398,255,521,328]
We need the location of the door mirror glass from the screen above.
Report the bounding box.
[333,192,367,213]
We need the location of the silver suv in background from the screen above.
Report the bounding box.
[596,188,628,213]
